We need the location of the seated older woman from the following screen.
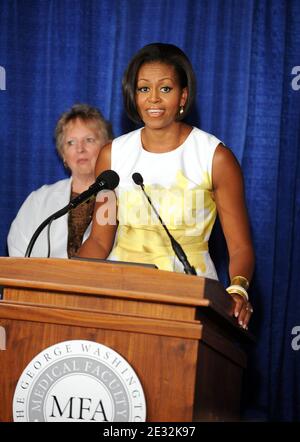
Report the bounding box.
[7,104,113,258]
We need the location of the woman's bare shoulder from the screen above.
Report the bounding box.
[95,142,112,175]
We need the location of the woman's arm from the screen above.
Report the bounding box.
[212,144,255,328]
[77,142,118,258]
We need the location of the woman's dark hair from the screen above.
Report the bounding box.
[122,43,196,124]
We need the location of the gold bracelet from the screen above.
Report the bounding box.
[226,284,249,302]
[231,275,249,291]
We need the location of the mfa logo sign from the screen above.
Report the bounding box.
[13,340,146,422]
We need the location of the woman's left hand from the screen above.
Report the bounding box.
[230,293,253,330]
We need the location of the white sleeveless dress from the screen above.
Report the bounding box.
[107,127,222,280]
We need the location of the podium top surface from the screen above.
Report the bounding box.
[0,257,232,313]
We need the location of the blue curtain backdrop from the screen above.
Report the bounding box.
[0,0,300,421]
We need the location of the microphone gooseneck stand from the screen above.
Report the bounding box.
[132,172,197,276]
[25,169,120,258]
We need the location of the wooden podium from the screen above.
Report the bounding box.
[0,257,249,422]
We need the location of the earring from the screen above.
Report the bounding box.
[63,159,68,168]
[179,105,184,115]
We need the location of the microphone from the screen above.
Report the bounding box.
[25,169,120,258]
[132,172,197,276]
[68,169,120,210]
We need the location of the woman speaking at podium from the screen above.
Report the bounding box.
[78,43,255,329]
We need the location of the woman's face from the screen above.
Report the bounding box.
[62,118,105,180]
[135,61,187,130]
